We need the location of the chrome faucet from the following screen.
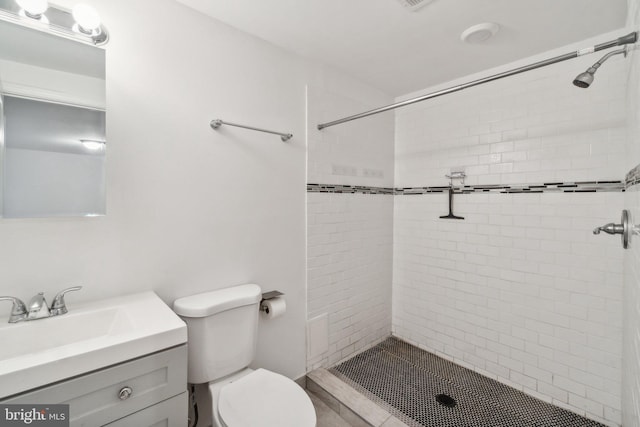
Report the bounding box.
[27,292,50,320]
[0,286,82,323]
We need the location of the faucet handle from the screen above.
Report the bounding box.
[0,296,28,323]
[50,286,82,316]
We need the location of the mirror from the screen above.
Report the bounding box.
[0,16,106,218]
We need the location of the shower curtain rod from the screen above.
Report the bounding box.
[317,32,638,131]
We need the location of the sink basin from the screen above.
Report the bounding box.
[0,291,186,398]
[0,307,132,360]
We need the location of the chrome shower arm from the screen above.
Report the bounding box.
[573,46,628,88]
[593,47,627,69]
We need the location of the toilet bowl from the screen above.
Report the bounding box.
[211,368,315,427]
[173,284,316,427]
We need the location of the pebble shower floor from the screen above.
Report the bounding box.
[330,337,605,427]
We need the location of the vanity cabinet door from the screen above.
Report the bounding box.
[2,345,187,426]
[104,392,187,427]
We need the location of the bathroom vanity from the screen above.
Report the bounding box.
[2,346,187,426]
[0,292,188,426]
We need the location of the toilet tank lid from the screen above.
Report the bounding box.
[173,284,262,317]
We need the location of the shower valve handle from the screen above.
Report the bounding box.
[592,223,623,235]
[593,210,631,249]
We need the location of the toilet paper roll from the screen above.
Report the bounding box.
[261,298,286,319]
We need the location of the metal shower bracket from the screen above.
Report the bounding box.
[445,171,466,186]
[440,172,466,220]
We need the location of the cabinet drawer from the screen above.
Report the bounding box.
[3,345,187,427]
[105,392,187,427]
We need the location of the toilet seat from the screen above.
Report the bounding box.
[218,368,316,427]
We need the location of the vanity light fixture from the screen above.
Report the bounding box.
[80,139,106,150]
[5,0,109,45]
[15,0,48,19]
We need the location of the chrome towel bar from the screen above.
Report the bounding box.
[210,119,293,142]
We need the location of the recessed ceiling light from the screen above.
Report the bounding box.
[461,23,500,44]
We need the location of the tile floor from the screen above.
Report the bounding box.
[308,390,353,427]
[330,337,606,427]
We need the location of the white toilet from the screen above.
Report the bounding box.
[173,284,316,427]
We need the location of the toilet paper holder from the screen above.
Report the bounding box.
[260,291,284,312]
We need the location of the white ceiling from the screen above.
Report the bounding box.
[175,0,629,96]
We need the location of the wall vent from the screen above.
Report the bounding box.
[395,0,435,12]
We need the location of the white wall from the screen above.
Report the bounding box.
[622,1,640,425]
[0,0,352,385]
[307,73,395,188]
[305,69,395,370]
[393,32,630,426]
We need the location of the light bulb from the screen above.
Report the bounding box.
[72,4,101,31]
[15,0,48,17]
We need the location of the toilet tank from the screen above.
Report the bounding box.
[173,284,262,384]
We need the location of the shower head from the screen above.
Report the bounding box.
[573,47,628,88]
[573,70,595,88]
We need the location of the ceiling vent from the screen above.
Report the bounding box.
[395,0,435,12]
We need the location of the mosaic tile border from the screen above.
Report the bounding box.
[626,163,640,189]
[307,181,625,195]
[307,184,396,194]
[397,181,624,195]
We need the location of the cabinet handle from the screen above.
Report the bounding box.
[118,386,133,400]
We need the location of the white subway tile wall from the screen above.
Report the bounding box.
[307,192,393,371]
[622,2,640,424]
[395,54,628,187]
[393,192,624,426]
[623,187,640,427]
[393,48,629,425]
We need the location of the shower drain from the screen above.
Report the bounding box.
[435,394,457,408]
